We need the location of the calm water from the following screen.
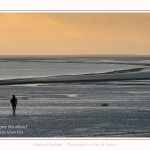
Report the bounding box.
[0,55,147,80]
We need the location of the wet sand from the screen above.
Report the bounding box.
[101,132,150,137]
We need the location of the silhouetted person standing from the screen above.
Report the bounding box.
[10,95,17,115]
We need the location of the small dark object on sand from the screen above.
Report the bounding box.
[100,103,109,107]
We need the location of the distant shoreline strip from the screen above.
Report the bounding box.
[1,60,150,66]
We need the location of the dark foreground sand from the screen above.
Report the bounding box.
[1,72,150,137]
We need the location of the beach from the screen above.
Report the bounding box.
[0,56,150,137]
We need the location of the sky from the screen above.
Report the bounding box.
[0,13,150,55]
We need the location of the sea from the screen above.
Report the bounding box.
[0,55,150,137]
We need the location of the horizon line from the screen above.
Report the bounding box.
[0,54,150,57]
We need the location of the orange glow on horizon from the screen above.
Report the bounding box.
[0,13,150,55]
